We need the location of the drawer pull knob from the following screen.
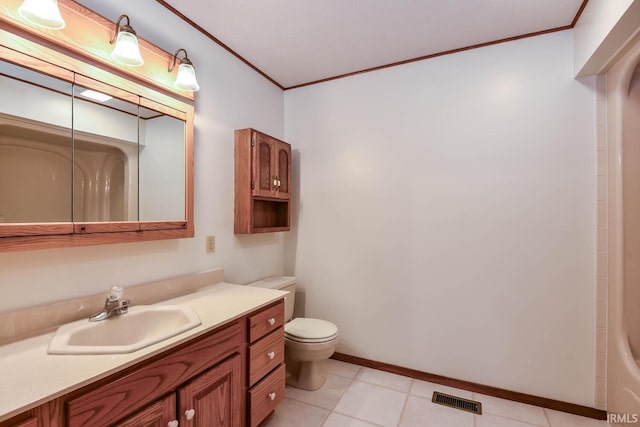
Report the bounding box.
[269,392,276,401]
[268,317,275,326]
[185,409,195,421]
[168,421,179,427]
[268,351,275,360]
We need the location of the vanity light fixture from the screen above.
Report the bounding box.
[18,0,66,30]
[109,15,144,67]
[169,49,200,92]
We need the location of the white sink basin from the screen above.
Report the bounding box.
[47,305,202,355]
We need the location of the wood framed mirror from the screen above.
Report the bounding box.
[0,12,194,252]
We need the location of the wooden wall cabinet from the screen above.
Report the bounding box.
[235,129,291,234]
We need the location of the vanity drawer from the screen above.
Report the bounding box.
[249,327,284,386]
[248,364,285,427]
[248,300,284,343]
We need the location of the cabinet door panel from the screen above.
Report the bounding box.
[114,394,175,427]
[275,142,290,199]
[252,132,274,198]
[66,322,241,427]
[179,355,243,427]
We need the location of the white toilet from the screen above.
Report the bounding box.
[248,276,339,390]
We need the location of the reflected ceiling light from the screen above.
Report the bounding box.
[109,15,144,67]
[18,0,66,30]
[169,49,200,92]
[80,89,112,102]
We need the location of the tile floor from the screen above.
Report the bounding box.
[264,360,612,427]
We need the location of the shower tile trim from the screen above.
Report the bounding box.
[594,74,608,410]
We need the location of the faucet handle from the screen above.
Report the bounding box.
[108,286,124,301]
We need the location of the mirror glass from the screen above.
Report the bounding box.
[72,84,139,222]
[0,54,189,234]
[138,101,186,221]
[0,59,73,223]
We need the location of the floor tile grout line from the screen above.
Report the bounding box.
[395,383,412,427]
[542,407,553,427]
[330,407,386,427]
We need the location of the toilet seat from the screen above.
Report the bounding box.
[285,318,338,343]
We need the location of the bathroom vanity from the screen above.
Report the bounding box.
[0,280,286,427]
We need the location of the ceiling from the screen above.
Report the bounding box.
[159,0,586,89]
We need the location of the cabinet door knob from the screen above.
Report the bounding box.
[168,421,179,427]
[268,392,276,401]
[267,351,275,360]
[185,408,195,421]
[268,317,275,326]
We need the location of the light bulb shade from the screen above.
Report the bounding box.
[110,31,144,67]
[18,0,65,30]
[175,63,200,91]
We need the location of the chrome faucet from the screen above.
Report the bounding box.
[89,286,130,322]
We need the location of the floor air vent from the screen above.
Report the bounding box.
[432,391,482,415]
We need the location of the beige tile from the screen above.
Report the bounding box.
[597,150,607,176]
[334,381,407,427]
[597,175,608,200]
[545,408,611,427]
[597,201,608,226]
[596,125,607,150]
[597,252,609,278]
[322,413,381,427]
[472,394,548,426]
[596,302,607,329]
[326,359,362,379]
[285,374,351,410]
[399,395,473,427]
[595,352,607,379]
[264,398,329,427]
[596,327,607,353]
[597,227,608,252]
[596,100,606,127]
[594,376,606,407]
[475,413,547,427]
[410,379,473,400]
[356,367,412,392]
[595,75,607,101]
[597,277,608,303]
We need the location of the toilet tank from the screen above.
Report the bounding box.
[246,276,296,322]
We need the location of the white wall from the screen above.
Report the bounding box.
[284,30,597,406]
[573,0,637,76]
[0,0,285,311]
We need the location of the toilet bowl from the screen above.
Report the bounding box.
[247,276,339,390]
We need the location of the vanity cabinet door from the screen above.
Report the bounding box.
[114,395,175,427]
[178,354,243,427]
[0,402,53,427]
[273,140,291,200]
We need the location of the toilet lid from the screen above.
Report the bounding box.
[285,318,338,343]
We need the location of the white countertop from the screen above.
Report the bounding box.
[0,282,287,422]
